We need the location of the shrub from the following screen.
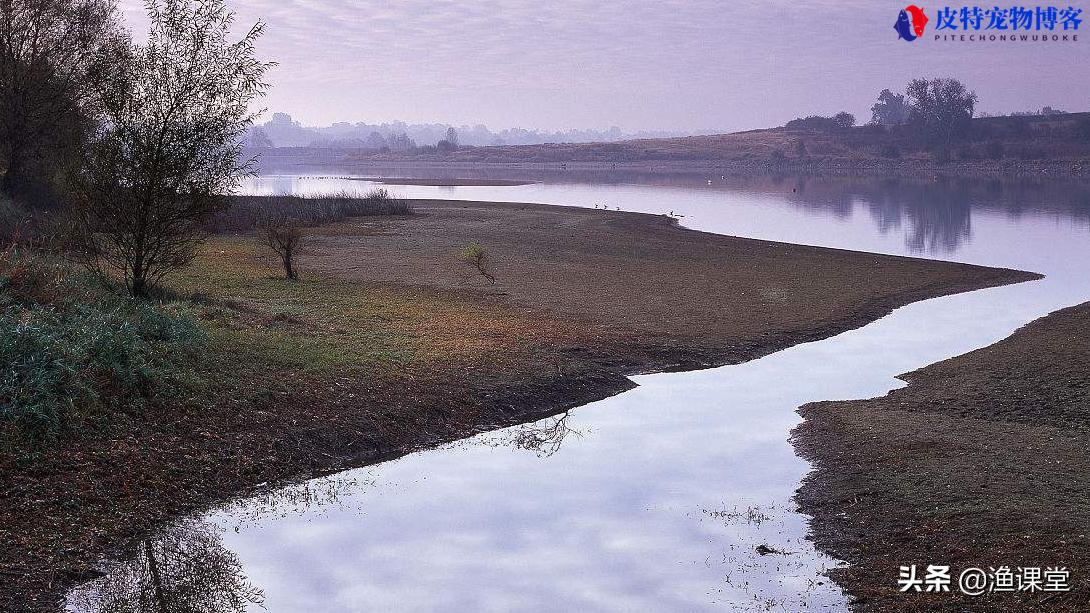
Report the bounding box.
[983,140,1005,159]
[462,242,495,285]
[0,254,204,447]
[879,144,902,159]
[1078,118,1090,140]
[212,189,412,233]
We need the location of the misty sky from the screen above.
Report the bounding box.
[118,1,1089,132]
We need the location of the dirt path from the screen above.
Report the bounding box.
[794,302,1090,612]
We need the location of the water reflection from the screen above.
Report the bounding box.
[68,519,263,613]
[506,411,582,458]
[240,171,1090,257]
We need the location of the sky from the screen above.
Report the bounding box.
[117,1,1090,133]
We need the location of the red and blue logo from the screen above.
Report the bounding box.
[895,5,930,41]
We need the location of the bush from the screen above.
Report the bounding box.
[213,189,413,233]
[0,254,204,447]
[462,242,495,284]
[879,144,902,159]
[983,140,1005,159]
[1078,118,1090,140]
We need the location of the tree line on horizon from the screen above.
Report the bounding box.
[245,112,687,151]
[784,77,1090,159]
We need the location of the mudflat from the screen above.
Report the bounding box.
[310,199,1037,371]
[794,302,1090,612]
[0,199,1036,610]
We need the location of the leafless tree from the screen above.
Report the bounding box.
[511,412,580,457]
[70,0,272,296]
[261,214,306,280]
[0,0,127,197]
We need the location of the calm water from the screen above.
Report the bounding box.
[68,173,1090,612]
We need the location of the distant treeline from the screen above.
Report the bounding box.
[245,112,691,150]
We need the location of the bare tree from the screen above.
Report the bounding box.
[261,214,306,280]
[71,0,272,296]
[445,126,458,148]
[0,0,127,197]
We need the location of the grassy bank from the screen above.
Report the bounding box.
[794,303,1090,612]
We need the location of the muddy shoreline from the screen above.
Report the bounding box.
[0,200,1038,612]
[794,303,1090,612]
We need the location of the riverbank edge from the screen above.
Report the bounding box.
[3,223,1040,612]
[792,302,1090,612]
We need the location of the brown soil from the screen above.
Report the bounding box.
[794,302,1090,612]
[0,200,1036,612]
[310,199,1037,372]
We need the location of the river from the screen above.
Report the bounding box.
[67,172,1090,612]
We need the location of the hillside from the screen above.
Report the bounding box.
[251,113,1090,177]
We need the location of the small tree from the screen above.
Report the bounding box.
[446,126,458,148]
[71,0,272,296]
[462,241,494,284]
[261,215,306,280]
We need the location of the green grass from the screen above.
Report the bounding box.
[0,231,564,450]
[0,253,206,447]
[170,235,549,376]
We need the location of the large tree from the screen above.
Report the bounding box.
[72,0,272,296]
[870,89,910,127]
[0,0,125,197]
[905,77,978,146]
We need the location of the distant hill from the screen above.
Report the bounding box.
[250,112,1090,178]
[332,112,1090,165]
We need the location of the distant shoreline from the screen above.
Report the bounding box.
[253,156,1090,180]
[250,111,1090,180]
[346,176,538,187]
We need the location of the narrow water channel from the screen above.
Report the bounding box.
[68,174,1090,612]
